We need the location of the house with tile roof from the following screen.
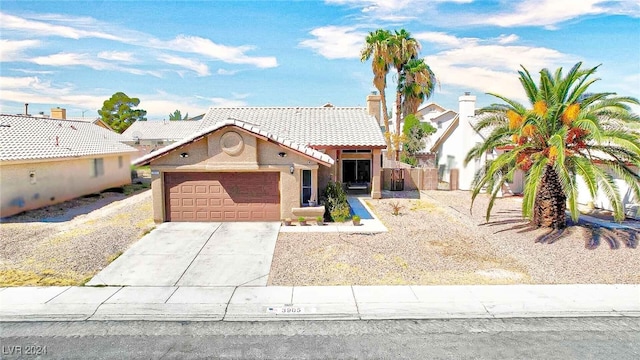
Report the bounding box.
[132,94,386,222]
[0,114,138,218]
[411,93,523,194]
[121,119,202,159]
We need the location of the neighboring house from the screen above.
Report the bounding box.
[121,120,202,159]
[417,93,522,193]
[576,159,640,220]
[132,94,386,222]
[48,107,113,130]
[0,114,138,218]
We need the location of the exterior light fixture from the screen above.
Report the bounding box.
[180,152,189,158]
[278,152,287,158]
[289,165,295,174]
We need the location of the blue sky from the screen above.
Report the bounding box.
[1,0,639,119]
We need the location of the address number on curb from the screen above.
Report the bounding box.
[266,306,304,314]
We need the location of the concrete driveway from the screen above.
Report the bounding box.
[86,222,280,287]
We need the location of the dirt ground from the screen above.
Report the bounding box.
[2,187,637,287]
[269,190,639,286]
[0,189,154,286]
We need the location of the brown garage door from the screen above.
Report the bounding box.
[165,172,280,222]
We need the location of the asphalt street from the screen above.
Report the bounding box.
[1,317,639,359]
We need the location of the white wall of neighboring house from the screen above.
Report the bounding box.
[576,165,640,219]
[436,94,486,190]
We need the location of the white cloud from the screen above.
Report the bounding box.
[97,51,137,63]
[1,12,277,70]
[470,0,640,28]
[0,76,50,90]
[151,35,278,69]
[157,54,210,76]
[325,0,472,21]
[28,52,164,77]
[415,32,575,102]
[497,34,519,44]
[299,26,366,59]
[0,76,239,119]
[414,31,478,48]
[9,68,55,75]
[0,39,41,62]
[0,12,122,41]
[217,69,239,76]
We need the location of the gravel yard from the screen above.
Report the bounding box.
[0,190,154,286]
[269,190,639,286]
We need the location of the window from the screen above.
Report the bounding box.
[342,149,372,153]
[93,158,104,177]
[301,170,312,205]
[118,156,123,169]
[342,160,371,183]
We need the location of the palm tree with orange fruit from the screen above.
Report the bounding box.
[465,62,640,228]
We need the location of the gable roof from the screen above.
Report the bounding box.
[124,106,386,154]
[0,115,137,162]
[199,107,386,148]
[122,120,201,141]
[429,115,459,153]
[418,102,446,111]
[132,119,335,167]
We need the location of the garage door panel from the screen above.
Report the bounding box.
[165,172,280,222]
[196,198,208,206]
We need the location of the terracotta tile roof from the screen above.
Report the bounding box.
[0,115,137,162]
[200,107,386,148]
[121,120,202,141]
[133,119,335,166]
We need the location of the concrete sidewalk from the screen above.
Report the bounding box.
[1,284,638,322]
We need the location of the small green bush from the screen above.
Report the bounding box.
[322,181,350,222]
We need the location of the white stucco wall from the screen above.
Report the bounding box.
[576,165,640,219]
[436,94,485,190]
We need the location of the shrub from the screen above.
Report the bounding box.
[322,181,350,222]
[390,201,402,216]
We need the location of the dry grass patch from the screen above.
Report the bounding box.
[0,191,153,286]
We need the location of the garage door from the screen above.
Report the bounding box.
[165,172,280,222]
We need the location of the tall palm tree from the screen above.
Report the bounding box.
[361,29,393,152]
[390,29,421,161]
[400,58,437,118]
[465,62,640,228]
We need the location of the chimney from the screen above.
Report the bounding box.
[458,92,476,123]
[366,91,382,127]
[51,107,67,120]
[24,103,29,116]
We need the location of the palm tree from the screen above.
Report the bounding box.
[465,62,640,228]
[361,29,393,152]
[390,29,421,161]
[400,58,437,118]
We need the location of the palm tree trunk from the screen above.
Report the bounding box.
[395,89,402,162]
[532,165,567,229]
[378,87,393,160]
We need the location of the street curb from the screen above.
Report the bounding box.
[1,284,638,322]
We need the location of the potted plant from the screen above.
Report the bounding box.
[298,216,307,226]
[316,215,324,226]
[352,215,361,226]
[283,218,292,226]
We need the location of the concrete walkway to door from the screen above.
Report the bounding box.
[86,222,280,287]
